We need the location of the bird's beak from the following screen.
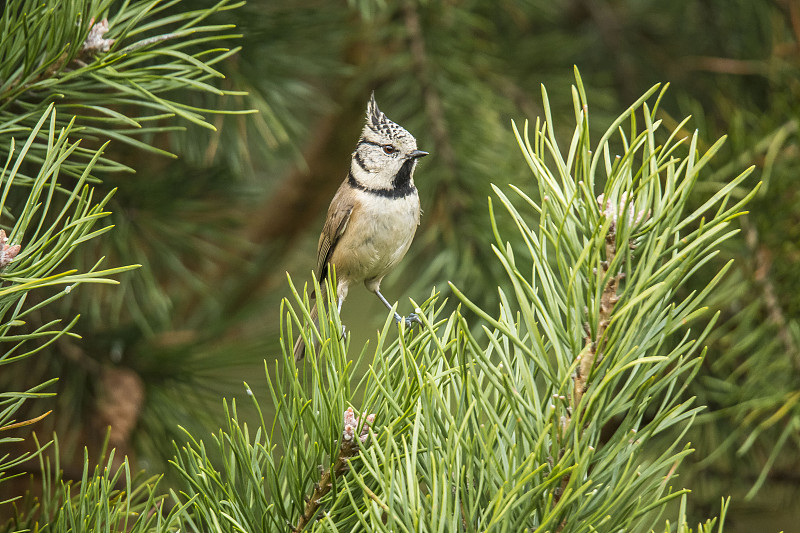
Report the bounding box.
[410,150,429,159]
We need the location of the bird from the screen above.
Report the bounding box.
[293,93,428,361]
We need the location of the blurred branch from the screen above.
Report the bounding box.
[57,338,102,374]
[741,217,800,370]
[401,0,457,180]
[495,73,543,124]
[401,0,466,236]
[791,0,800,41]
[682,57,768,76]
[200,96,367,319]
[571,0,638,102]
[247,110,358,246]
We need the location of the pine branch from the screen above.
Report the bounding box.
[211,99,364,317]
[572,235,618,411]
[8,437,187,532]
[0,103,144,528]
[0,0,247,177]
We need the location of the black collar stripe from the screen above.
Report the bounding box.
[348,171,416,199]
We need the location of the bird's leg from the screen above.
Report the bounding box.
[374,289,422,328]
[373,290,401,321]
[337,296,346,339]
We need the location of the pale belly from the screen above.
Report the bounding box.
[331,192,420,289]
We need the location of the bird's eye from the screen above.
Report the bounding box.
[382,144,396,155]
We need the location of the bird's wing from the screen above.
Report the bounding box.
[316,195,354,284]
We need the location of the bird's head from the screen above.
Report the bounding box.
[351,93,428,190]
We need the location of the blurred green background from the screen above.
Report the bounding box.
[3,0,798,530]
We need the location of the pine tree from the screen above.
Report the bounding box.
[1,0,797,530]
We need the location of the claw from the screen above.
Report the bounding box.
[407,313,423,327]
[394,312,422,328]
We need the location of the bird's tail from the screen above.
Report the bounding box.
[293,282,326,362]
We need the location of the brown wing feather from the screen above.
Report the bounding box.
[295,188,354,362]
[316,201,353,283]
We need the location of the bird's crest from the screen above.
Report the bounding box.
[366,92,401,138]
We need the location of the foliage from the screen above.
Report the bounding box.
[248,1,799,520]
[0,104,136,522]
[0,0,258,474]
[0,0,246,168]
[5,436,186,532]
[172,73,752,532]
[0,0,797,530]
[0,0,248,527]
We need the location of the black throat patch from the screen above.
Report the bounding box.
[348,159,417,199]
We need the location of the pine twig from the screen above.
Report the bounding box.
[292,442,356,533]
[553,231,620,527]
[292,408,374,532]
[553,194,646,530]
[573,233,620,409]
[570,193,643,422]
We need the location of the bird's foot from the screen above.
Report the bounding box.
[394,312,422,328]
[405,313,423,328]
